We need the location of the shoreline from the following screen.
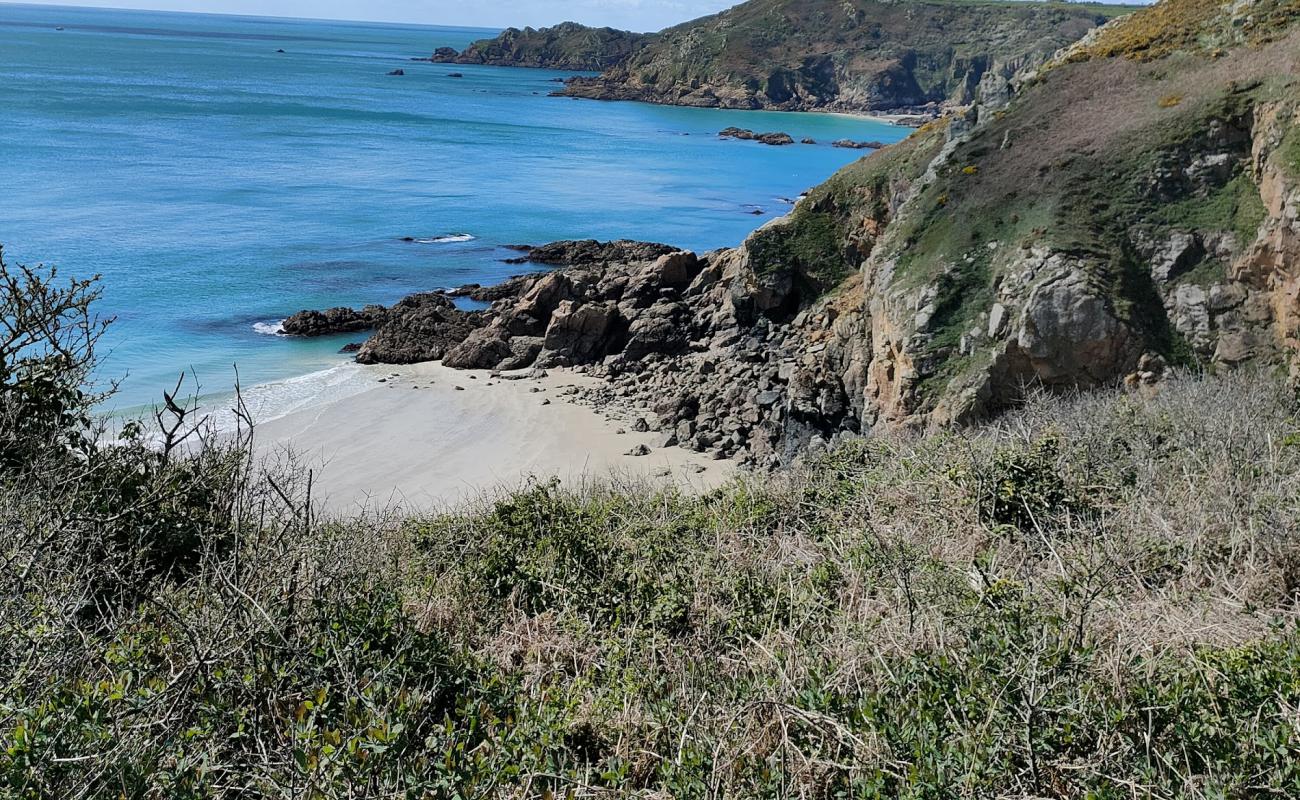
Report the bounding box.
[551,90,929,127]
[251,361,734,515]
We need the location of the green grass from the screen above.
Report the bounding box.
[745,208,850,303]
[1282,124,1300,178]
[1155,173,1269,243]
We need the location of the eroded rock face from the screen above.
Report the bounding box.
[1012,269,1138,386]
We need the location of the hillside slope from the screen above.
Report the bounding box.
[561,0,1123,114]
[428,22,653,71]
[832,0,1300,427]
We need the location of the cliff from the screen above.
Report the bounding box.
[428,22,653,71]
[560,0,1126,114]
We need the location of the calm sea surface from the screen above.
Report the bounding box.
[0,3,909,411]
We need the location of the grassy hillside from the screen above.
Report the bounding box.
[5,254,1300,797]
[562,0,1127,113]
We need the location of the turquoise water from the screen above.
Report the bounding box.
[0,3,910,410]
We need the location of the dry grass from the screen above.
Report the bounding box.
[6,252,1300,798]
[1071,0,1300,62]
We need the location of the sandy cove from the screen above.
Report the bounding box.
[253,361,734,515]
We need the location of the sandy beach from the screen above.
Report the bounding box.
[253,362,734,515]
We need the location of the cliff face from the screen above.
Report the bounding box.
[560,0,1118,114]
[836,0,1300,432]
[429,22,653,71]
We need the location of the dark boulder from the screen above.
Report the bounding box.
[282,305,386,336]
[523,239,678,267]
[719,127,794,146]
[355,294,480,364]
[622,301,690,360]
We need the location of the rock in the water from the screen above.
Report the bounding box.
[720,127,794,146]
[832,139,887,150]
[282,305,387,336]
[522,239,678,267]
[387,69,405,76]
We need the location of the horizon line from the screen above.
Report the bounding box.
[0,1,513,32]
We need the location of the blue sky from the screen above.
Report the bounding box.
[11,0,739,30]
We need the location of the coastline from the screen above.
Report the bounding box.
[551,89,931,127]
[251,361,734,515]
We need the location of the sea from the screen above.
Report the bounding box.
[0,2,910,418]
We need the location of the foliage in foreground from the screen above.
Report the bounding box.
[3,257,1300,798]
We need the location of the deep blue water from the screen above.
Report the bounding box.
[0,3,910,410]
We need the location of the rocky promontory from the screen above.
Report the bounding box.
[425,22,653,71]
[559,0,1119,115]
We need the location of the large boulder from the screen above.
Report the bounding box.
[442,326,513,369]
[355,294,480,364]
[536,301,618,366]
[622,301,690,360]
[1012,269,1139,386]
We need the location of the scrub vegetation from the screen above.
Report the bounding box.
[4,254,1300,798]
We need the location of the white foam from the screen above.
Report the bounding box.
[202,362,379,433]
[413,233,476,244]
[253,319,285,335]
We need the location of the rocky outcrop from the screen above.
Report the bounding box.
[560,0,1113,115]
[282,305,387,336]
[720,128,795,146]
[520,239,678,266]
[354,294,482,365]
[833,140,887,150]
[426,23,652,71]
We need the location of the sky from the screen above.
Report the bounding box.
[9,0,740,31]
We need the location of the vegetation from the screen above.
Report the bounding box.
[4,252,1300,797]
[565,0,1121,112]
[1071,0,1300,61]
[433,23,653,71]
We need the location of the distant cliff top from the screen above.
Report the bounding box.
[429,21,654,71]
